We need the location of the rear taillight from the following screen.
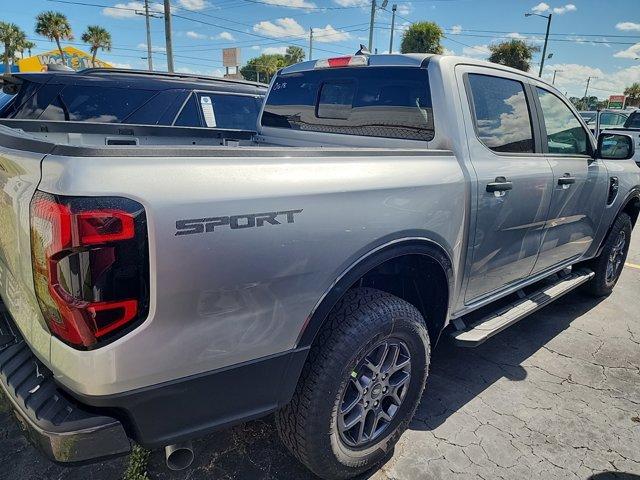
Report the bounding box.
[30,191,149,349]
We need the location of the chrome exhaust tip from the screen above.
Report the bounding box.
[165,442,194,471]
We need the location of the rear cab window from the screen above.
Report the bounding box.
[466,73,535,154]
[624,112,640,129]
[261,66,434,141]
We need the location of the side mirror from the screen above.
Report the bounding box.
[596,132,635,160]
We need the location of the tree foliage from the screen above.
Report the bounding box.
[400,22,444,54]
[0,22,26,73]
[35,11,73,62]
[624,82,640,107]
[284,46,305,65]
[240,46,304,83]
[488,39,540,72]
[81,25,112,66]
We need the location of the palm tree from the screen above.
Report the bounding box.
[35,11,73,66]
[0,22,25,74]
[624,83,640,107]
[21,40,36,58]
[81,25,111,67]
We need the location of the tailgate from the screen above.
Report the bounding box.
[0,125,53,364]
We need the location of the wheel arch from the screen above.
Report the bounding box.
[296,237,455,351]
[596,188,640,257]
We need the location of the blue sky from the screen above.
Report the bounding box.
[4,0,640,97]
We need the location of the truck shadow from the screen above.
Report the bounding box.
[410,290,606,432]
[146,289,606,480]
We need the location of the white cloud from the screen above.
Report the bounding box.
[251,45,260,50]
[531,2,550,13]
[613,42,640,59]
[462,44,491,58]
[552,3,576,14]
[178,0,207,10]
[102,1,162,19]
[333,0,368,6]
[450,24,462,35]
[176,66,223,77]
[261,0,317,8]
[543,63,640,98]
[253,18,306,38]
[313,24,351,43]
[262,46,288,55]
[616,22,640,32]
[186,31,207,39]
[442,47,455,56]
[137,43,166,53]
[397,3,411,16]
[111,62,132,69]
[215,31,235,41]
[507,32,526,39]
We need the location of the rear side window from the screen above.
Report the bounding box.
[11,83,63,120]
[467,73,534,153]
[536,87,591,156]
[174,94,201,127]
[262,67,434,141]
[624,112,640,129]
[197,93,261,130]
[58,86,157,123]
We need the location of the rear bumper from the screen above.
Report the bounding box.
[0,304,131,463]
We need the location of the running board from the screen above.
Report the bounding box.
[451,269,595,347]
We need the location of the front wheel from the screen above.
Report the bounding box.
[583,213,632,297]
[276,288,430,479]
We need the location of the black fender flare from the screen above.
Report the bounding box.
[295,237,455,349]
[596,187,640,257]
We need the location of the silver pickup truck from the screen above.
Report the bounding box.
[0,54,638,480]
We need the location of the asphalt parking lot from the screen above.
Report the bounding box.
[2,232,639,480]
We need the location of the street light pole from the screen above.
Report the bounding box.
[309,28,313,61]
[525,12,552,78]
[368,0,377,52]
[163,0,174,72]
[539,13,552,77]
[552,69,562,84]
[389,4,397,53]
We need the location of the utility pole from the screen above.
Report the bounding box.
[583,76,597,109]
[135,0,161,71]
[368,0,376,52]
[389,4,397,53]
[552,69,562,84]
[163,0,174,72]
[309,28,313,61]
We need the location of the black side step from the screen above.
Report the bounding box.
[451,269,595,347]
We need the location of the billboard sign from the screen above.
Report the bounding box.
[223,47,241,68]
[18,46,111,72]
[608,95,627,109]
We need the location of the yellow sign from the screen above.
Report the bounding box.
[18,46,112,72]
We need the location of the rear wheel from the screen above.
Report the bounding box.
[583,213,632,297]
[276,288,430,479]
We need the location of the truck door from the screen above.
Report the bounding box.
[458,69,554,302]
[530,86,608,274]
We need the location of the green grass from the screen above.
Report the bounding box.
[123,444,151,480]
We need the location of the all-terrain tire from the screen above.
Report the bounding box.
[583,213,632,297]
[276,287,431,480]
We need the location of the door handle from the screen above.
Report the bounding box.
[558,174,576,186]
[486,177,513,193]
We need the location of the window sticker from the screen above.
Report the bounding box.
[200,96,217,127]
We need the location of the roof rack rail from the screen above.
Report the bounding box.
[77,68,267,87]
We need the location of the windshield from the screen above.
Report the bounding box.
[262,66,434,142]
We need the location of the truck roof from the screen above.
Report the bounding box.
[279,53,559,91]
[3,68,268,96]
